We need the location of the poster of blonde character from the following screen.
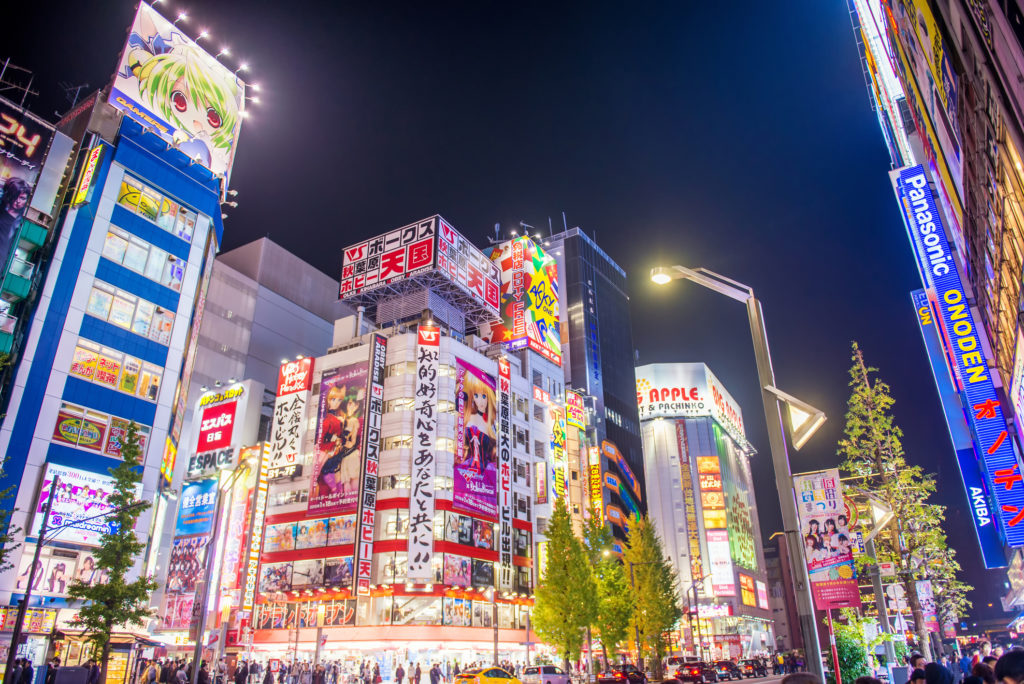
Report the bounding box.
[110,2,244,178]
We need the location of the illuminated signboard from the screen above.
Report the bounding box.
[242,444,267,611]
[197,401,237,452]
[706,530,734,597]
[497,357,514,591]
[481,236,561,365]
[0,97,54,271]
[895,165,1024,547]
[109,3,245,180]
[267,358,314,481]
[739,573,756,607]
[566,391,585,429]
[756,580,769,610]
[70,144,103,207]
[340,216,500,318]
[354,334,387,594]
[676,421,704,582]
[636,363,745,443]
[407,325,439,581]
[32,464,140,546]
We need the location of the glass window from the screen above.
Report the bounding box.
[144,246,166,283]
[122,239,149,273]
[120,356,142,395]
[138,188,160,222]
[102,229,129,264]
[116,174,198,244]
[108,292,136,330]
[150,308,174,345]
[117,179,142,212]
[164,257,184,292]
[69,342,99,381]
[175,207,196,242]
[94,350,122,388]
[156,197,179,232]
[131,299,154,337]
[86,284,114,319]
[391,596,440,626]
[139,363,162,401]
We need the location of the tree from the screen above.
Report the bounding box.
[533,497,597,671]
[0,456,21,574]
[623,516,681,677]
[66,422,157,682]
[838,342,972,660]
[583,518,633,668]
[832,610,875,684]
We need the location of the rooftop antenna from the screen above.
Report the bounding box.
[58,81,90,116]
[486,223,504,245]
[562,211,568,233]
[0,59,39,109]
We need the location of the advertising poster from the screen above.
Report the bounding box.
[408,325,440,580]
[472,519,495,550]
[917,580,940,632]
[566,390,585,429]
[109,2,245,179]
[32,464,131,546]
[550,407,568,503]
[295,518,328,549]
[793,468,861,609]
[437,218,501,316]
[756,580,769,610]
[173,478,218,536]
[341,217,437,298]
[471,559,494,587]
[443,597,473,627]
[324,557,354,586]
[719,434,758,571]
[267,358,314,478]
[706,530,735,596]
[264,522,297,553]
[444,554,471,587]
[739,573,756,607]
[481,236,561,365]
[327,515,355,546]
[291,559,325,588]
[309,361,369,516]
[165,535,209,595]
[258,562,292,594]
[454,358,498,518]
[0,99,53,272]
[354,335,387,594]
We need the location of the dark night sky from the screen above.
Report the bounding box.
[5,2,1005,623]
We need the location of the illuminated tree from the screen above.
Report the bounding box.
[67,422,158,682]
[838,342,971,660]
[583,518,633,668]
[623,516,681,677]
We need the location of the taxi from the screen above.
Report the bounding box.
[455,668,522,684]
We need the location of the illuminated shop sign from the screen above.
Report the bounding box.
[242,444,268,611]
[267,358,314,482]
[186,446,236,478]
[71,144,103,207]
[354,334,387,594]
[636,363,745,443]
[497,357,514,592]
[566,391,585,429]
[407,325,439,581]
[895,165,1024,546]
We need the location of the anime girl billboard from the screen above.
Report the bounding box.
[454,359,498,517]
[110,3,244,179]
[308,362,368,516]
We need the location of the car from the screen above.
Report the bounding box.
[673,663,718,684]
[522,666,571,684]
[454,668,522,684]
[666,657,701,671]
[597,665,647,684]
[713,662,742,681]
[738,661,767,679]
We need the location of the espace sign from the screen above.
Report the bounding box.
[636,362,746,443]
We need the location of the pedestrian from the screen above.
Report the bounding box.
[20,658,34,684]
[996,650,1024,684]
[235,662,249,684]
[396,665,405,684]
[414,665,421,684]
[263,668,274,684]
[44,657,61,684]
[177,668,189,684]
[971,665,995,684]
[429,665,440,684]
[780,674,821,684]
[372,664,380,684]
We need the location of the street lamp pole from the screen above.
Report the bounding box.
[686,574,711,661]
[629,562,642,670]
[651,265,825,682]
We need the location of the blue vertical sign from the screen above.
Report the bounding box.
[895,164,1024,548]
[911,289,1006,567]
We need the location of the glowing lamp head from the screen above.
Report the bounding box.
[650,267,673,285]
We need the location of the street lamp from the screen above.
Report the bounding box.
[686,573,712,661]
[651,264,827,681]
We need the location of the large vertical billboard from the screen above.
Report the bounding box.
[267,358,314,480]
[454,358,498,518]
[309,362,369,515]
[793,468,860,609]
[481,236,561,365]
[109,2,245,179]
[895,166,1024,547]
[0,98,53,271]
[408,326,440,581]
[496,357,514,592]
[354,335,387,594]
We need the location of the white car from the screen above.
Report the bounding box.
[522,666,571,684]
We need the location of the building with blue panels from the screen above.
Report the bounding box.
[0,109,231,666]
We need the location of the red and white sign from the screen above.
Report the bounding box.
[497,357,514,592]
[340,217,437,297]
[636,363,745,443]
[277,358,313,395]
[532,386,550,404]
[198,402,236,451]
[437,218,500,314]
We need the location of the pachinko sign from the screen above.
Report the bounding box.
[793,468,860,609]
[454,358,498,518]
[894,165,1024,547]
[354,335,387,594]
[407,326,439,581]
[109,2,245,179]
[481,236,561,365]
[636,362,744,443]
[309,362,369,516]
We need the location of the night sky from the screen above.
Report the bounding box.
[5,2,1004,623]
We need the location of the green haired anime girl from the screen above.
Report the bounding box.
[119,4,242,174]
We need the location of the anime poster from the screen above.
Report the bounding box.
[0,99,52,273]
[794,468,861,609]
[457,515,473,546]
[472,519,494,550]
[295,518,328,549]
[481,236,561,365]
[443,597,472,627]
[443,554,471,587]
[324,557,354,587]
[258,562,292,594]
[263,522,297,553]
[471,559,494,587]
[444,512,461,543]
[109,3,245,179]
[327,515,355,546]
[454,359,498,517]
[291,559,325,589]
[308,362,369,516]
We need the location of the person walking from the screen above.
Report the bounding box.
[428,665,440,684]
[263,669,274,684]
[199,664,212,684]
[44,658,60,684]
[413,665,421,684]
[396,665,405,684]
[20,658,34,684]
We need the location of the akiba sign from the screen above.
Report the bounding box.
[895,165,1024,547]
[635,363,746,443]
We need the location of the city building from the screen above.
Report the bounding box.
[239,216,539,669]
[764,536,800,653]
[636,362,773,659]
[546,227,644,545]
[848,0,1024,597]
[0,3,248,676]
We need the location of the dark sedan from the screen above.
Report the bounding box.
[738,660,767,679]
[713,662,742,681]
[597,665,647,684]
[673,663,719,684]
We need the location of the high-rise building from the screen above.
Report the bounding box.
[848,0,1024,603]
[0,3,248,670]
[547,228,644,544]
[636,362,772,659]
[764,537,800,653]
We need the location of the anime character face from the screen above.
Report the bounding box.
[472,391,488,414]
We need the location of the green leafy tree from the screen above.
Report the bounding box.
[66,422,157,681]
[623,516,681,677]
[838,343,971,661]
[583,518,633,668]
[830,609,880,684]
[0,456,21,574]
[534,498,597,671]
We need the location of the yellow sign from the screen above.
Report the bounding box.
[71,145,104,207]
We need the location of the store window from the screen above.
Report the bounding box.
[102,227,185,292]
[437,437,455,453]
[69,337,162,402]
[391,596,441,626]
[386,361,415,377]
[385,397,414,412]
[85,281,174,345]
[52,402,151,458]
[268,488,308,508]
[438,400,456,414]
[378,474,411,493]
[382,435,412,450]
[117,175,197,243]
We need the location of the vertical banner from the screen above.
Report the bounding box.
[454,359,498,517]
[675,422,703,583]
[408,325,440,580]
[242,444,268,612]
[793,468,861,609]
[308,362,369,515]
[497,357,514,591]
[354,335,387,594]
[267,358,314,480]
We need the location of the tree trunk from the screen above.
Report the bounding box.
[100,638,112,684]
[902,574,932,662]
[601,644,609,674]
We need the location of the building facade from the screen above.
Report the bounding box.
[637,363,772,659]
